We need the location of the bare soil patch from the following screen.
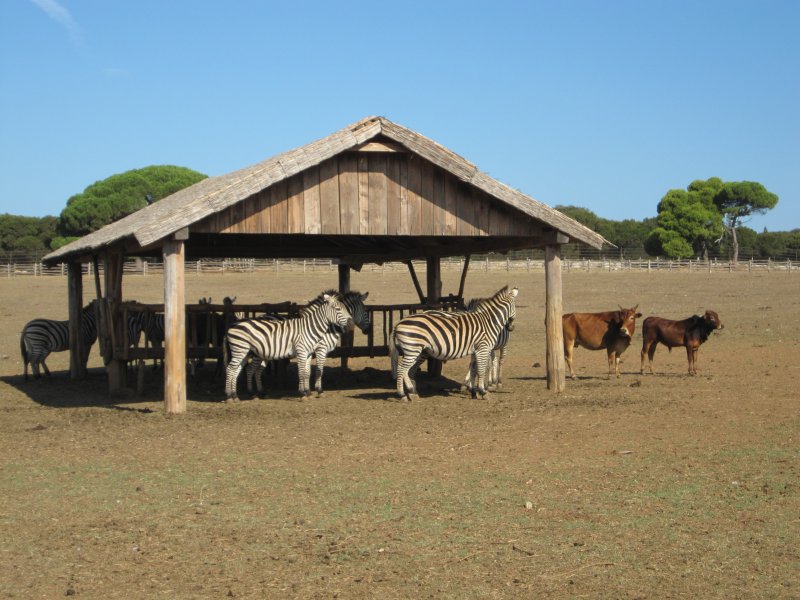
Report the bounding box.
[1,270,798,598]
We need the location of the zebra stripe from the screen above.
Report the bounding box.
[392,286,518,400]
[246,291,370,396]
[21,304,98,380]
[223,291,354,400]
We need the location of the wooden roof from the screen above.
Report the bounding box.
[43,116,607,265]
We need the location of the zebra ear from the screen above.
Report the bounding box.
[361,292,369,301]
[323,293,333,303]
[510,287,519,298]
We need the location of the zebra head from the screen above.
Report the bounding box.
[466,287,518,331]
[504,286,519,331]
[320,292,355,331]
[342,291,371,334]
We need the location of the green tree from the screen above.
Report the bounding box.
[0,214,58,256]
[648,180,724,259]
[713,181,779,264]
[58,165,207,237]
[556,206,656,257]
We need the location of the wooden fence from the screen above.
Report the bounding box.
[2,256,798,278]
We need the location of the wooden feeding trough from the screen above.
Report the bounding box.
[43,116,608,413]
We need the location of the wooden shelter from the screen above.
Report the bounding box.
[43,116,607,413]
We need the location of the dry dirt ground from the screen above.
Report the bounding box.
[0,269,798,599]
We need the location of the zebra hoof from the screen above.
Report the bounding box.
[407,393,420,402]
[460,384,468,393]
[224,396,239,403]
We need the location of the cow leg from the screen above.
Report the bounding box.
[640,343,649,374]
[642,341,657,375]
[685,346,695,375]
[607,349,616,378]
[564,341,577,379]
[690,346,700,375]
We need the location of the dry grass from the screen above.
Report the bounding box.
[1,270,798,598]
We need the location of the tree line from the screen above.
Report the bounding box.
[2,167,796,261]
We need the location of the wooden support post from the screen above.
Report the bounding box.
[457,255,471,300]
[426,256,443,377]
[338,264,352,369]
[104,252,126,393]
[404,260,425,303]
[545,244,566,392]
[68,261,85,379]
[163,239,187,414]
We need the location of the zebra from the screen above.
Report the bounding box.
[223,291,354,401]
[462,296,513,394]
[388,299,510,395]
[246,291,371,397]
[391,286,518,401]
[126,308,165,370]
[20,303,98,380]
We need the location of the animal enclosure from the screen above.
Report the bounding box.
[1,269,797,598]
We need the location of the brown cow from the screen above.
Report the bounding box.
[562,305,642,378]
[640,310,724,375]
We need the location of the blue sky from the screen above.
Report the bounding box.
[1,0,798,232]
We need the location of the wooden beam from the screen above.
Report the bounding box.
[457,255,471,299]
[544,244,566,392]
[538,231,570,246]
[354,141,406,153]
[426,256,443,376]
[163,240,186,414]
[404,261,425,303]
[104,252,126,393]
[67,262,85,379]
[338,264,352,369]
[426,256,442,304]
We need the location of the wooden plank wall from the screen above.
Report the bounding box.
[193,153,539,237]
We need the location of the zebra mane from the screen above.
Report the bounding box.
[341,290,366,302]
[466,286,512,310]
[301,290,342,314]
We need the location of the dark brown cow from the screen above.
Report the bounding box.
[640,310,724,375]
[562,305,642,378]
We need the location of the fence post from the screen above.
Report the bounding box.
[767,258,771,272]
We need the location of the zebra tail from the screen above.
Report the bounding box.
[222,336,230,371]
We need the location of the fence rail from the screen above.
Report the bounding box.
[2,256,798,279]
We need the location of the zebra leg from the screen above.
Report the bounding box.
[30,352,43,379]
[472,346,491,399]
[297,352,312,397]
[397,352,422,401]
[224,351,247,402]
[244,359,267,398]
[494,346,508,390]
[244,359,256,396]
[462,356,478,395]
[40,356,51,377]
[314,352,326,396]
